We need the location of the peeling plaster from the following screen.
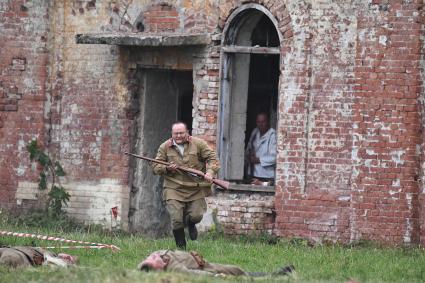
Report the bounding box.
[15,139,27,177]
[378,35,387,46]
[338,195,350,202]
[282,78,300,113]
[16,135,39,177]
[390,150,406,167]
[404,193,413,243]
[336,101,352,118]
[391,179,400,187]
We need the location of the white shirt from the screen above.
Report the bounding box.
[246,128,277,179]
[172,139,185,156]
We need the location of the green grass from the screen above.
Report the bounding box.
[1,223,425,283]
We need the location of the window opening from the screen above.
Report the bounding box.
[245,53,279,150]
[251,15,280,47]
[218,6,281,191]
[176,72,193,133]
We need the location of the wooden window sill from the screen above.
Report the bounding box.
[217,183,275,193]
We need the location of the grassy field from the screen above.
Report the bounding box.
[1,222,425,283]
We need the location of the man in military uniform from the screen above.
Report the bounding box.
[152,122,220,249]
[0,246,77,268]
[138,249,294,277]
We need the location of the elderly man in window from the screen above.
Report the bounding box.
[245,112,277,186]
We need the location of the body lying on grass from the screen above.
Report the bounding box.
[138,250,294,277]
[0,246,77,268]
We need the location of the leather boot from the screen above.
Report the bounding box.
[188,221,198,241]
[248,265,295,277]
[172,228,186,250]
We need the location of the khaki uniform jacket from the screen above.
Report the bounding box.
[0,247,45,268]
[154,250,247,276]
[152,136,220,202]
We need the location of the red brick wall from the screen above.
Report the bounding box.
[207,193,275,235]
[0,0,50,209]
[271,1,424,244]
[143,3,180,32]
[351,1,422,244]
[1,0,425,244]
[0,1,133,222]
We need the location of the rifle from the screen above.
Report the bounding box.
[124,152,230,190]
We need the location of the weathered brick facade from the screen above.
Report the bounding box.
[0,0,50,209]
[1,0,425,245]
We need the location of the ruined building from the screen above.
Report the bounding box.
[1,0,425,245]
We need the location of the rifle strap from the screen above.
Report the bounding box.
[10,247,45,266]
[190,251,206,269]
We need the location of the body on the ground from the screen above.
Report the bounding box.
[138,249,294,277]
[0,246,77,268]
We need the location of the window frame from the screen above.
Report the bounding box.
[217,4,282,192]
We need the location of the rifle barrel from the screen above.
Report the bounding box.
[124,152,229,190]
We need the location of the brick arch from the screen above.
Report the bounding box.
[219,1,293,44]
[134,2,180,33]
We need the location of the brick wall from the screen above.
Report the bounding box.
[0,0,50,209]
[47,0,131,224]
[143,3,180,32]
[351,1,422,244]
[1,0,425,245]
[271,0,355,242]
[271,0,424,244]
[0,0,133,223]
[191,44,220,145]
[206,192,275,235]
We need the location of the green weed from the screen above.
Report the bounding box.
[0,223,424,283]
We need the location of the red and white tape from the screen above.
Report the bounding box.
[0,230,120,251]
[36,246,113,250]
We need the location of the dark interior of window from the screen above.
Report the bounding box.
[251,15,280,47]
[176,71,193,134]
[245,54,279,149]
[244,15,280,178]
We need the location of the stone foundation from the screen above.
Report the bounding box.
[205,191,275,235]
[15,179,129,230]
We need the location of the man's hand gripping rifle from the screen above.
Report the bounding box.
[124,152,230,190]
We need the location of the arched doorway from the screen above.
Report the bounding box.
[218,4,281,184]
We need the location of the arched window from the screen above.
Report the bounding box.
[218,4,281,188]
